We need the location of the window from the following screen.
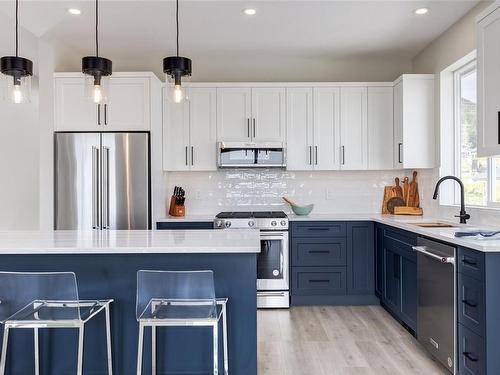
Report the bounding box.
[454,61,500,208]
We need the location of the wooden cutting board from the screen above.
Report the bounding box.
[394,177,404,199]
[407,171,420,208]
[402,177,410,205]
[382,186,397,214]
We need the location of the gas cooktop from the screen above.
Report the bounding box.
[215,211,287,219]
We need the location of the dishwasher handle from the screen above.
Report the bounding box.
[412,246,455,264]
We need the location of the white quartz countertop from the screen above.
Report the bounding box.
[0,230,261,255]
[290,213,500,253]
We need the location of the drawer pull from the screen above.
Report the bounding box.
[309,279,330,283]
[307,228,330,231]
[462,299,478,308]
[463,352,479,362]
[462,259,478,267]
[309,250,330,254]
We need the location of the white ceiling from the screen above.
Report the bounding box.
[0,0,481,81]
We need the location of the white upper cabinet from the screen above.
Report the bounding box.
[216,88,252,142]
[217,87,285,143]
[367,87,394,170]
[54,73,153,132]
[286,88,314,170]
[54,77,98,131]
[106,77,150,131]
[477,4,500,157]
[251,88,286,142]
[340,87,368,170]
[314,88,341,170]
[188,88,217,171]
[163,87,217,171]
[393,75,435,169]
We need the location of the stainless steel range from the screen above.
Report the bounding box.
[214,211,289,308]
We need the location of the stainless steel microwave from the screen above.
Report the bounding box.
[217,142,286,168]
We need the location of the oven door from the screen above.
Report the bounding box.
[257,231,289,291]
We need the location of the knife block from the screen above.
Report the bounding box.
[168,196,185,217]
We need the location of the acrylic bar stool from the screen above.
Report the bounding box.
[136,270,228,375]
[0,272,113,375]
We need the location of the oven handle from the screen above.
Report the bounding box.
[412,246,455,264]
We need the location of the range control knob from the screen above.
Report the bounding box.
[280,220,287,226]
[248,220,255,228]
[225,221,232,228]
[215,220,224,228]
[271,220,277,226]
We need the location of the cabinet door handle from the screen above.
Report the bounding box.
[498,111,500,144]
[462,258,477,267]
[398,143,403,164]
[97,104,101,125]
[309,146,313,165]
[462,299,478,308]
[247,119,250,138]
[191,146,194,166]
[341,146,345,165]
[253,118,256,138]
[104,104,108,125]
[315,146,318,165]
[463,352,479,362]
[185,146,188,166]
[309,279,330,284]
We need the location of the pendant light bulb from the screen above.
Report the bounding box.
[174,84,183,103]
[12,83,22,104]
[93,84,103,104]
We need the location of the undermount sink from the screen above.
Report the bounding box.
[412,222,457,228]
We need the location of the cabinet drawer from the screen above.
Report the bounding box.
[458,274,485,337]
[291,238,346,266]
[458,248,484,282]
[458,324,486,375]
[291,222,346,238]
[291,267,346,296]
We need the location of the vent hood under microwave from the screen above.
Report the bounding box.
[217,142,286,168]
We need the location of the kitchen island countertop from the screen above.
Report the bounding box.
[0,229,260,254]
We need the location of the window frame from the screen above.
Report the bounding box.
[452,59,500,209]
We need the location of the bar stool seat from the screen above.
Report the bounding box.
[136,270,229,375]
[0,272,113,375]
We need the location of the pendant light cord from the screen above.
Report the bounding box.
[95,0,99,57]
[15,0,19,57]
[176,0,179,56]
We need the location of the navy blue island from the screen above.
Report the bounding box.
[0,230,260,375]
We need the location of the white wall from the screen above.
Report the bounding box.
[412,1,500,226]
[0,12,40,229]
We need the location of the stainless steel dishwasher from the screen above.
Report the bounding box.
[413,237,456,374]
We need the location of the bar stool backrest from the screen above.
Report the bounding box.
[136,270,216,320]
[0,272,80,323]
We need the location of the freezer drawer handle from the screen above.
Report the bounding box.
[412,246,455,264]
[463,352,479,362]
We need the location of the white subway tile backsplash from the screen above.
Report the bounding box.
[163,169,413,216]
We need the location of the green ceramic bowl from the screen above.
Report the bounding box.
[291,204,314,216]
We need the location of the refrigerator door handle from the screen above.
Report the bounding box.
[102,146,110,229]
[92,146,100,229]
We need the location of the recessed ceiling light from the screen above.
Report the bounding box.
[243,8,257,16]
[415,8,429,15]
[68,8,82,15]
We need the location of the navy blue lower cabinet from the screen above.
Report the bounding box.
[291,237,347,267]
[383,247,401,315]
[458,273,485,337]
[400,257,417,332]
[375,226,384,298]
[292,266,346,296]
[458,324,485,375]
[346,222,374,295]
[156,221,214,230]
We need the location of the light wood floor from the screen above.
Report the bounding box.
[257,305,449,375]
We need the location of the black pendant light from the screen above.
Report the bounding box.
[163,0,192,103]
[0,0,33,104]
[82,0,112,104]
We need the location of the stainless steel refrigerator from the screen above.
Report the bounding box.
[55,132,150,230]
